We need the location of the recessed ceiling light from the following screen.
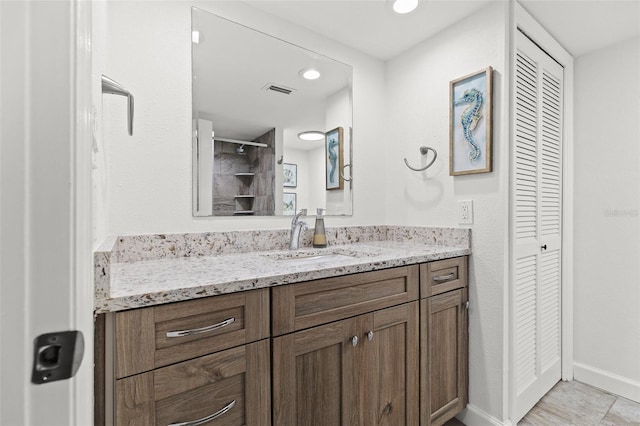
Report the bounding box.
[298,131,325,141]
[393,0,418,14]
[299,68,321,80]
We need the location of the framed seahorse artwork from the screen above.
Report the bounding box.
[325,127,344,190]
[449,67,493,176]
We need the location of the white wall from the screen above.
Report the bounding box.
[96,1,385,236]
[385,2,509,421]
[573,36,640,401]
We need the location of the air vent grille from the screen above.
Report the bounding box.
[263,83,296,95]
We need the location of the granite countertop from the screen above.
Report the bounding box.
[94,226,471,313]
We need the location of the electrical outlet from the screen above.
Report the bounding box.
[458,200,473,225]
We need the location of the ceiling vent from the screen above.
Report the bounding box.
[263,83,296,95]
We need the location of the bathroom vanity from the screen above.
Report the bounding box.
[94,226,470,425]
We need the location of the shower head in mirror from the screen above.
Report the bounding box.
[235,144,247,155]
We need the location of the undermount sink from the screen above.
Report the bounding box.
[262,249,359,265]
[278,253,356,264]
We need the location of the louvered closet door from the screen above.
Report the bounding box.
[512,30,564,423]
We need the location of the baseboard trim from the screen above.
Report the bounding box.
[574,362,640,403]
[457,404,513,426]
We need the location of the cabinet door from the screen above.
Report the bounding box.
[368,302,419,426]
[272,315,367,426]
[421,289,468,426]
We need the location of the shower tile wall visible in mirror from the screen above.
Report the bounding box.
[212,129,275,216]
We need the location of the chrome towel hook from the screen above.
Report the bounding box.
[340,164,352,182]
[404,146,437,171]
[101,75,134,136]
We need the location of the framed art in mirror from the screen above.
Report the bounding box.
[283,192,296,216]
[325,127,344,190]
[283,163,297,188]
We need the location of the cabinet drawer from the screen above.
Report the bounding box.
[420,256,468,298]
[115,288,269,378]
[272,265,419,336]
[116,339,271,426]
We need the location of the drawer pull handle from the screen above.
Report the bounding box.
[168,400,236,426]
[432,272,455,282]
[166,317,235,338]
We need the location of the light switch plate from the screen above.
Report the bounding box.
[458,200,473,225]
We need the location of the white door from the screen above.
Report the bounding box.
[511,29,564,422]
[0,1,93,424]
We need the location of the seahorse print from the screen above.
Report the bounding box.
[454,88,484,161]
[327,138,338,184]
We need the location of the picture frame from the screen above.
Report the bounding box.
[282,192,297,215]
[283,163,297,188]
[325,127,344,190]
[449,66,493,176]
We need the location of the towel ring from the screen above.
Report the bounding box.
[340,164,352,182]
[404,146,437,171]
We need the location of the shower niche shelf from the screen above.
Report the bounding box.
[235,173,256,215]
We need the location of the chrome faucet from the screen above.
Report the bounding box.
[289,209,308,250]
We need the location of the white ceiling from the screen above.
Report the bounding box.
[245,0,494,61]
[244,0,640,60]
[520,0,640,57]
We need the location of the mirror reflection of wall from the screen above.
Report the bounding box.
[191,7,353,217]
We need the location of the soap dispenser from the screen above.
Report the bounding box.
[312,208,327,248]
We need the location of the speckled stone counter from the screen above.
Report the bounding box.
[94,226,471,313]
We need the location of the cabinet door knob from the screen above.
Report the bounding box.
[367,331,374,341]
[465,301,470,310]
[351,336,359,347]
[541,244,547,251]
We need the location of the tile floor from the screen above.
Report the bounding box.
[519,381,640,425]
[444,380,640,425]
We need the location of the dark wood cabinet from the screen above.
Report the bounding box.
[272,302,419,426]
[99,257,469,426]
[420,258,469,426]
[116,339,271,425]
[100,288,271,426]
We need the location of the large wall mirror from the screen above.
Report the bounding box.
[192,8,353,217]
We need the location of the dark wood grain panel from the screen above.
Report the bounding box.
[115,372,155,425]
[114,289,270,377]
[272,265,419,336]
[370,302,420,426]
[115,307,154,379]
[156,376,245,426]
[94,314,106,426]
[153,340,270,426]
[421,288,468,426]
[420,256,468,298]
[245,339,271,425]
[154,345,247,401]
[273,316,362,425]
